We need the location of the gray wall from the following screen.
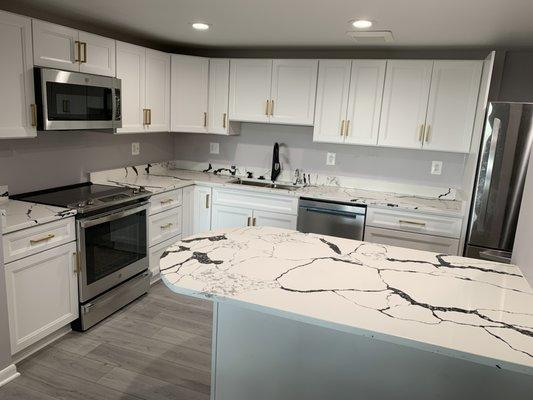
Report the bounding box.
[497,51,533,102]
[0,131,174,194]
[174,123,467,188]
[0,225,12,370]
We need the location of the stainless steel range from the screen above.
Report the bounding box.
[16,183,151,330]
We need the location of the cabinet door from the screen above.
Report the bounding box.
[193,186,212,234]
[212,204,253,230]
[423,60,483,153]
[146,49,171,132]
[5,242,78,354]
[208,59,230,134]
[313,60,351,144]
[32,20,79,71]
[149,235,181,284]
[171,55,209,133]
[115,42,146,134]
[229,59,272,123]
[78,31,115,77]
[252,210,297,230]
[364,226,459,255]
[181,185,195,238]
[378,60,433,149]
[344,60,386,146]
[0,11,36,138]
[270,59,318,125]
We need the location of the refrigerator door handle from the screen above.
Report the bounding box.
[479,249,512,264]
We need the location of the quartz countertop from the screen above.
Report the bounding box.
[91,166,464,217]
[0,200,77,234]
[161,227,533,375]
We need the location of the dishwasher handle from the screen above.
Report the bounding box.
[303,206,364,219]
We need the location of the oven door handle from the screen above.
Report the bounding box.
[79,203,149,228]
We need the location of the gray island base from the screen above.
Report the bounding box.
[160,227,533,399]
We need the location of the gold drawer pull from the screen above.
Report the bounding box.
[252,217,257,226]
[160,223,173,229]
[160,198,174,204]
[340,120,346,136]
[74,40,81,63]
[30,234,55,244]
[223,113,227,128]
[265,100,270,116]
[30,104,37,127]
[247,217,251,226]
[205,194,210,209]
[270,99,274,116]
[399,219,426,227]
[204,112,207,127]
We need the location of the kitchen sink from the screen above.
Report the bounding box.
[230,178,300,191]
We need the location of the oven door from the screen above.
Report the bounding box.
[37,67,121,130]
[77,203,148,302]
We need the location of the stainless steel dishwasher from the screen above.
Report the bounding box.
[297,198,366,240]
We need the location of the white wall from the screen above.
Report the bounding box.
[512,150,533,287]
[174,123,468,189]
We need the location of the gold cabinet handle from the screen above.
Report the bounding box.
[205,193,210,209]
[252,217,257,226]
[160,222,173,229]
[270,100,274,116]
[160,198,173,204]
[82,42,87,63]
[345,120,350,136]
[73,252,81,274]
[424,124,431,143]
[74,40,81,63]
[399,219,426,227]
[223,113,227,128]
[247,217,251,226]
[30,104,37,127]
[30,234,55,245]
[148,109,152,125]
[204,112,207,127]
[418,124,425,142]
[143,109,147,125]
[265,100,270,116]
[340,120,346,137]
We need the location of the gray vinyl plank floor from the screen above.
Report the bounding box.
[0,281,212,400]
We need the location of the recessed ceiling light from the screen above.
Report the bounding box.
[352,19,373,29]
[192,22,210,31]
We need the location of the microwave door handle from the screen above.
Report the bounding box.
[80,204,148,228]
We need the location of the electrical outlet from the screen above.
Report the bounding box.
[326,152,336,166]
[431,161,443,175]
[131,142,140,156]
[210,142,220,154]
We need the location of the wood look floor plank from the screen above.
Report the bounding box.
[51,331,102,356]
[98,366,209,400]
[153,326,212,354]
[145,297,214,325]
[0,381,59,400]
[152,311,213,338]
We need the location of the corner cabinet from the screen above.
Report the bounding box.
[5,241,78,354]
[229,59,318,125]
[32,19,115,77]
[0,11,36,139]
[378,60,482,153]
[313,59,385,145]
[116,42,170,134]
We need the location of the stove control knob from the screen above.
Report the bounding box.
[87,199,94,205]
[77,201,86,208]
[139,186,146,192]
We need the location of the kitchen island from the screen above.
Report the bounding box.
[161,227,533,399]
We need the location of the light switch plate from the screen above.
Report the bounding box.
[431,161,443,175]
[326,152,336,166]
[131,142,140,156]
[210,142,220,154]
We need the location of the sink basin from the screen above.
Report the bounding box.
[230,179,300,191]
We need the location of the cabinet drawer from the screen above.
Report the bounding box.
[212,188,298,215]
[149,207,182,246]
[149,189,183,215]
[149,235,181,283]
[366,207,462,239]
[364,226,459,255]
[3,218,76,264]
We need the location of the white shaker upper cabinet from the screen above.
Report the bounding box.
[145,49,171,132]
[208,59,235,135]
[344,60,386,146]
[269,59,318,125]
[171,55,209,133]
[78,31,115,77]
[0,11,36,138]
[378,60,433,149]
[32,20,79,71]
[229,59,272,123]
[312,60,352,144]
[115,42,146,134]
[423,60,483,153]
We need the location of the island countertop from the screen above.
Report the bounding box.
[160,227,533,376]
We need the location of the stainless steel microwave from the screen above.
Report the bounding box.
[34,67,121,131]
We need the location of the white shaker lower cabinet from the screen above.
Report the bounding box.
[212,204,252,229]
[252,210,297,230]
[5,241,78,354]
[0,11,36,139]
[193,186,213,234]
[364,226,460,255]
[149,235,181,283]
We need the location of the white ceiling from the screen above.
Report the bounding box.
[5,0,533,48]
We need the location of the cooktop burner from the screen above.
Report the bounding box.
[15,183,151,214]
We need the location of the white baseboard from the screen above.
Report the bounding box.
[0,364,20,387]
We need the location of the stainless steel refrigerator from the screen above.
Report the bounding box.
[466,102,533,263]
